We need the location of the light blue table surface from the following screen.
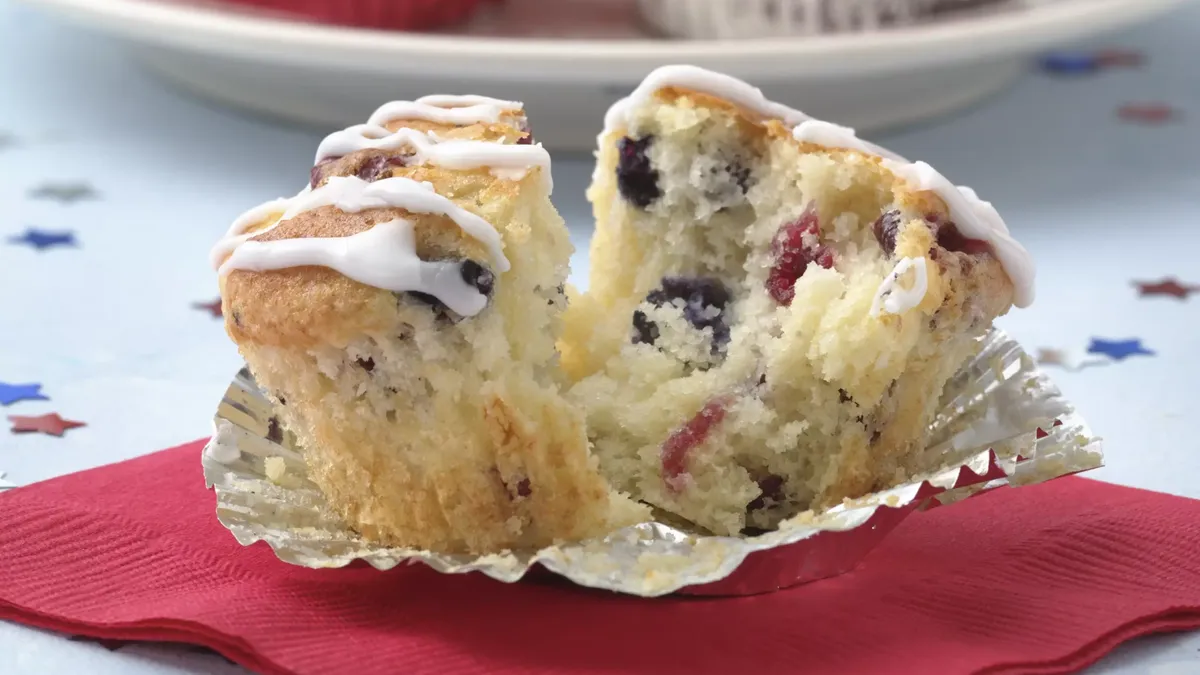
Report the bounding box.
[2,0,1199,673]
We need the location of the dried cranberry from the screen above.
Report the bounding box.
[765,208,835,305]
[355,357,375,373]
[309,156,338,189]
[616,136,661,208]
[516,133,534,145]
[514,478,532,498]
[661,398,730,491]
[935,222,991,255]
[873,209,902,256]
[356,154,408,183]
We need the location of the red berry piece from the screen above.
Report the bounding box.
[935,222,991,256]
[765,208,834,305]
[661,398,730,491]
[309,156,339,189]
[357,154,409,183]
[516,133,534,145]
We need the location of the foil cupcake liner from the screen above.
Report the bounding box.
[637,0,1030,40]
[203,328,1102,597]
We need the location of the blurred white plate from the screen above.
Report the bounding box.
[19,0,1193,149]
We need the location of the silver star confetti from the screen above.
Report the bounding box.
[28,181,100,204]
[0,471,16,490]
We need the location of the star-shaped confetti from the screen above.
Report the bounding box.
[1095,49,1145,68]
[0,382,50,406]
[28,181,99,204]
[1087,338,1155,361]
[1040,48,1145,76]
[1134,277,1200,300]
[0,472,15,490]
[1117,103,1181,125]
[1040,52,1101,75]
[1036,347,1110,372]
[8,413,86,437]
[7,228,77,251]
[192,298,223,319]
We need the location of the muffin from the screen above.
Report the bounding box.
[638,0,1023,39]
[561,65,1034,535]
[211,94,649,554]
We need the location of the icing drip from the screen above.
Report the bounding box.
[213,176,510,317]
[367,94,523,128]
[605,64,810,130]
[315,124,553,192]
[222,218,489,317]
[602,64,1035,308]
[870,257,929,317]
[792,120,903,162]
[208,197,292,270]
[880,160,1033,308]
[276,176,509,272]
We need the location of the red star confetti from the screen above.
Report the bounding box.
[1134,277,1200,299]
[192,298,223,318]
[8,412,86,437]
[1095,49,1145,68]
[1035,347,1110,372]
[1117,103,1181,125]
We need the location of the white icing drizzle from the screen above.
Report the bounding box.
[315,124,553,192]
[880,160,1034,308]
[602,64,1035,308]
[870,257,929,317]
[367,94,523,128]
[213,176,510,317]
[221,218,489,317]
[208,197,292,270]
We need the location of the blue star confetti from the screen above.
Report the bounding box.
[1040,52,1101,75]
[1039,48,1145,76]
[1087,338,1156,361]
[7,228,77,251]
[0,382,49,406]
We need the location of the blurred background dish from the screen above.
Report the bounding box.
[16,0,1192,149]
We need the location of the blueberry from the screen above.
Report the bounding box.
[401,259,492,320]
[729,162,753,194]
[460,259,494,296]
[632,277,732,353]
[631,309,661,345]
[266,416,283,444]
[747,474,786,512]
[616,136,661,208]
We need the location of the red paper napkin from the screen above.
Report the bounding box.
[2,440,1200,675]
